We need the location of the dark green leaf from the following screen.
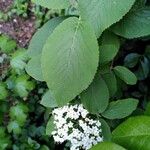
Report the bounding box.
[111,7,150,38]
[102,98,138,119]
[81,75,109,114]
[113,66,137,85]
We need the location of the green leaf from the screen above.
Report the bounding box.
[32,0,70,9]
[90,142,126,150]
[0,83,8,100]
[99,31,120,64]
[0,35,16,53]
[81,75,109,114]
[102,98,138,119]
[14,75,35,97]
[28,17,65,57]
[112,116,150,150]
[7,121,22,134]
[100,119,112,141]
[135,57,150,80]
[113,66,137,85]
[40,90,58,108]
[46,117,55,135]
[26,17,65,81]
[26,55,44,81]
[41,17,99,106]
[124,53,141,68]
[78,0,135,37]
[144,102,150,116]
[102,71,117,97]
[10,49,28,74]
[111,7,150,38]
[9,103,28,125]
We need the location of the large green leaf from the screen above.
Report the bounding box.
[25,55,44,81]
[102,98,138,119]
[113,66,137,85]
[111,7,150,38]
[41,17,99,106]
[81,75,109,114]
[112,116,150,150]
[32,0,70,9]
[78,0,135,37]
[99,31,120,64]
[90,142,126,150]
[28,17,65,57]
[26,17,65,81]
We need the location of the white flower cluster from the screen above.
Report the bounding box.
[51,104,103,150]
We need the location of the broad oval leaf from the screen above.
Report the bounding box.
[32,0,70,9]
[102,98,138,119]
[112,116,150,150]
[111,7,150,38]
[25,55,44,81]
[41,17,99,106]
[99,31,120,64]
[40,90,58,108]
[81,75,109,114]
[113,66,137,85]
[90,142,126,150]
[28,17,65,57]
[78,0,135,37]
[26,17,65,81]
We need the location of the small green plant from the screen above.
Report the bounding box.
[25,0,150,149]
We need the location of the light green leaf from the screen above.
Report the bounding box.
[40,90,58,108]
[112,116,150,150]
[102,98,138,119]
[28,17,65,57]
[111,7,150,38]
[90,142,126,150]
[41,17,99,106]
[26,17,65,81]
[81,75,109,114]
[9,103,28,125]
[99,31,120,64]
[46,117,55,135]
[113,66,137,85]
[0,35,16,53]
[7,121,22,134]
[26,55,44,81]
[10,49,28,73]
[78,0,135,37]
[102,71,117,97]
[14,75,35,97]
[32,0,70,9]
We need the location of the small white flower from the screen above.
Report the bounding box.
[51,104,103,150]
